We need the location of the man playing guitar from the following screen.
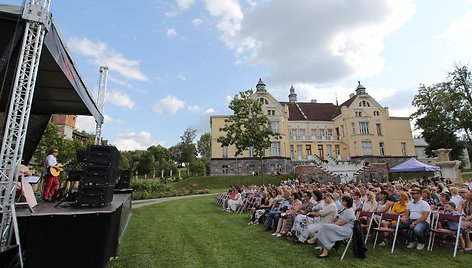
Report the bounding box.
[43,148,60,202]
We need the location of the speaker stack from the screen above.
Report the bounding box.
[76,145,120,208]
[116,170,132,189]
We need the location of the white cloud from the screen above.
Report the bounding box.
[153,95,186,113]
[104,115,127,125]
[177,0,197,10]
[204,108,216,114]
[68,37,148,81]
[437,11,472,38]
[178,74,187,81]
[188,105,202,112]
[205,0,415,84]
[192,18,204,27]
[113,131,165,151]
[106,90,135,109]
[108,75,133,88]
[166,28,177,37]
[76,116,96,133]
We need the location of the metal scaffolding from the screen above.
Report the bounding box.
[0,0,52,264]
[94,66,108,145]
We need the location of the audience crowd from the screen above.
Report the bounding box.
[220,176,472,258]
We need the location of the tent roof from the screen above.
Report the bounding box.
[390,157,440,173]
[0,4,102,123]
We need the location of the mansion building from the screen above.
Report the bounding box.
[210,79,415,176]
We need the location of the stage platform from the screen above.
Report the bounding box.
[17,193,132,268]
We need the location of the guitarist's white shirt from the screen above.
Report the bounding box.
[44,154,58,176]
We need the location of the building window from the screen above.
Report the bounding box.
[327,128,333,139]
[362,141,373,155]
[291,129,297,140]
[311,128,317,140]
[319,129,325,140]
[355,111,362,117]
[290,145,294,159]
[326,145,332,156]
[335,145,340,156]
[379,142,385,156]
[222,146,228,158]
[359,122,370,134]
[271,142,280,156]
[222,165,228,174]
[299,129,306,140]
[267,109,275,116]
[271,121,279,133]
[351,122,356,135]
[297,145,302,160]
[341,125,345,137]
[306,145,312,156]
[374,111,380,116]
[249,146,254,157]
[376,123,382,136]
[401,142,407,156]
[259,98,268,105]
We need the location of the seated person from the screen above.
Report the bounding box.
[378,191,409,246]
[249,191,274,225]
[457,189,472,251]
[265,190,291,231]
[298,192,337,243]
[273,192,302,237]
[312,196,356,258]
[292,191,322,238]
[394,188,431,250]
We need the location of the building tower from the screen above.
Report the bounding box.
[356,81,367,95]
[256,78,267,92]
[288,85,297,103]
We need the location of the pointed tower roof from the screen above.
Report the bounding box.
[288,85,297,103]
[356,81,367,95]
[256,78,267,92]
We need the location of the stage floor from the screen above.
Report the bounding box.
[17,192,131,217]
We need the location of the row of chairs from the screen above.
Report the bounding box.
[357,211,462,257]
[213,194,464,259]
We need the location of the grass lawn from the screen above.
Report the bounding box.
[109,196,470,268]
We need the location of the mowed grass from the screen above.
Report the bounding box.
[109,196,470,268]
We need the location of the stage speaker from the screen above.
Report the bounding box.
[84,145,120,167]
[81,164,119,186]
[76,184,114,208]
[116,170,131,189]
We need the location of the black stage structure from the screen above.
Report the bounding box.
[0,5,131,268]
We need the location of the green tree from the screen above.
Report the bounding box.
[197,132,211,158]
[411,83,464,160]
[217,89,280,184]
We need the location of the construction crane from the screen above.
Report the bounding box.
[0,1,52,266]
[94,66,108,145]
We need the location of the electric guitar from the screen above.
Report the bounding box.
[49,160,71,177]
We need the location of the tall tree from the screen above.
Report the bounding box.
[217,89,280,184]
[197,132,211,158]
[411,83,464,160]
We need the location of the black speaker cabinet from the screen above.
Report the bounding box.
[76,184,114,208]
[81,164,119,185]
[84,145,120,167]
[116,170,132,189]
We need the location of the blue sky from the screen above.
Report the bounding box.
[2,0,472,150]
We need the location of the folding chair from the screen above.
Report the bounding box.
[372,213,401,253]
[357,211,374,244]
[340,234,353,260]
[427,213,462,257]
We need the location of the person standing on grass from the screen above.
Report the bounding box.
[394,188,431,250]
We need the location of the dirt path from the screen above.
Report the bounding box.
[132,193,216,209]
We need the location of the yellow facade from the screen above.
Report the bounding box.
[210,80,415,175]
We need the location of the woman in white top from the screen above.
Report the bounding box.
[227,188,242,212]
